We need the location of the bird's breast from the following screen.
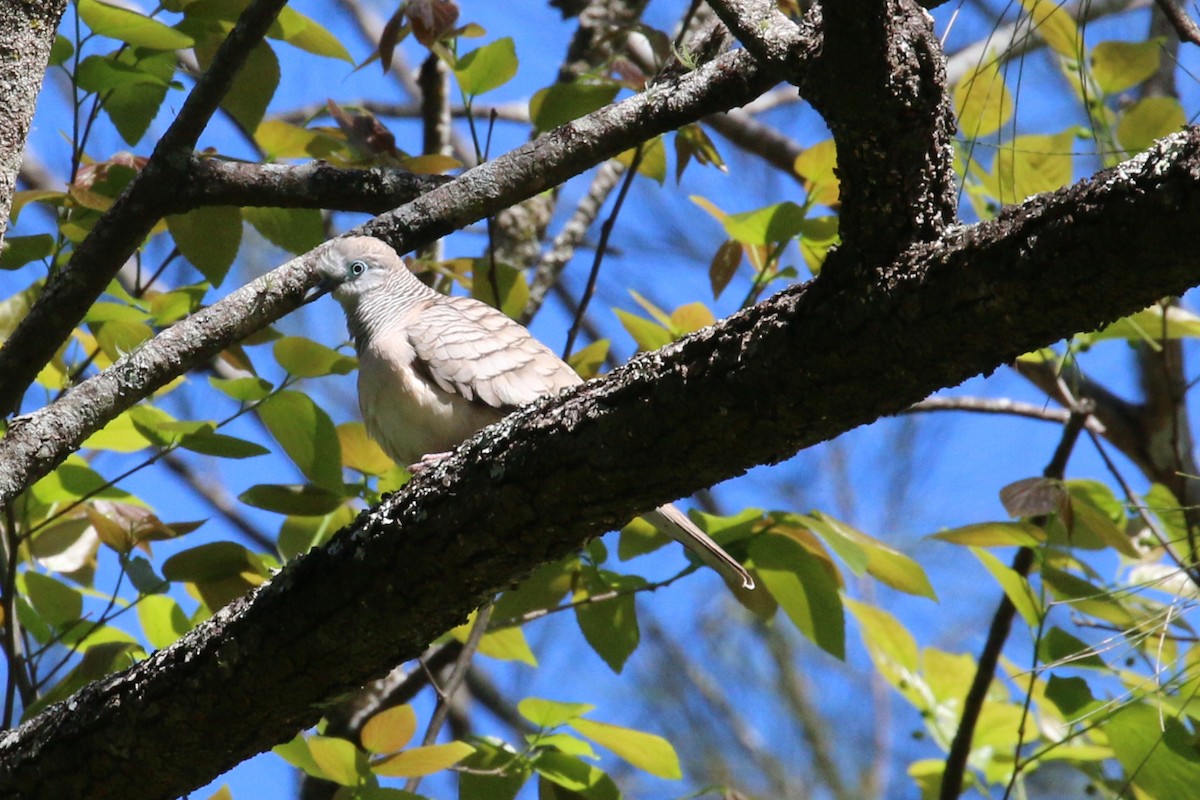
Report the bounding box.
[357,336,504,466]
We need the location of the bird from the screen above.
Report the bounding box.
[315,235,754,589]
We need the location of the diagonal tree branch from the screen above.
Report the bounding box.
[0,43,791,512]
[0,0,290,416]
[1,126,1200,800]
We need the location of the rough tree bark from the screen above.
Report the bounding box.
[0,1,1198,799]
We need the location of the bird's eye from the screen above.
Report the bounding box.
[349,259,368,276]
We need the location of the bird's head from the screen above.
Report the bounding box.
[313,236,402,309]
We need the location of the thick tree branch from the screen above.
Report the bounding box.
[174,157,450,214]
[0,0,290,416]
[0,0,68,244]
[0,44,788,511]
[1,127,1200,800]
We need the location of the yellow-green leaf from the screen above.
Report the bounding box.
[257,390,343,489]
[166,206,242,286]
[361,704,417,754]
[793,138,840,206]
[1117,96,1185,153]
[530,81,618,133]
[273,336,357,378]
[518,697,595,729]
[307,735,367,787]
[986,130,1076,205]
[269,7,353,62]
[1020,0,1082,59]
[79,0,194,49]
[455,37,517,96]
[137,594,190,649]
[1091,39,1163,95]
[749,533,845,658]
[372,741,475,777]
[954,60,1013,139]
[929,521,1045,547]
[972,547,1041,627]
[568,718,681,780]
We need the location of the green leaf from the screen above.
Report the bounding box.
[239,484,346,516]
[269,7,353,62]
[79,0,195,49]
[137,593,190,649]
[1104,703,1200,799]
[454,37,518,96]
[470,259,530,319]
[273,336,357,378]
[574,573,642,673]
[361,704,417,754]
[1091,38,1162,95]
[845,599,920,700]
[615,136,666,185]
[749,533,845,658]
[1117,96,1186,153]
[723,201,806,245]
[83,407,157,453]
[566,339,609,380]
[161,541,265,583]
[307,735,369,787]
[209,376,273,402]
[1020,0,1082,59]
[613,309,672,352]
[22,571,83,626]
[972,547,1041,627]
[985,130,1076,205]
[76,54,173,93]
[166,206,243,286]
[337,422,394,476]
[49,35,74,67]
[954,60,1013,139]
[451,610,538,665]
[1042,566,1134,626]
[804,512,937,599]
[519,698,595,729]
[1038,625,1105,669]
[533,751,619,799]
[243,206,326,254]
[929,521,1044,547]
[257,390,343,489]
[278,505,356,560]
[372,741,475,777]
[1,234,55,270]
[273,735,325,779]
[210,41,279,132]
[529,81,619,133]
[568,718,681,780]
[104,49,178,145]
[459,739,530,800]
[177,430,270,459]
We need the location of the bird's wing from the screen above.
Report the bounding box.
[408,295,583,410]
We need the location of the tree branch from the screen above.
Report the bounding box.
[0,43,789,512]
[2,126,1200,799]
[0,0,290,416]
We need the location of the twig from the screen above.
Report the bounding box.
[1154,0,1200,45]
[940,406,1091,800]
[404,604,492,794]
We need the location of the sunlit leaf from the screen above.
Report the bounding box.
[518,698,595,729]
[372,741,475,777]
[530,81,619,133]
[973,547,1041,627]
[954,60,1013,139]
[749,533,845,658]
[257,390,343,489]
[1117,96,1186,153]
[361,704,417,754]
[269,7,353,62]
[568,718,681,780]
[1091,38,1163,95]
[79,0,195,49]
[573,573,642,673]
[455,37,517,96]
[22,571,83,626]
[307,735,368,787]
[137,594,191,649]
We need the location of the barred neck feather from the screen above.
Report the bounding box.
[346,266,438,347]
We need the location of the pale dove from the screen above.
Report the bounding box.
[316,236,754,589]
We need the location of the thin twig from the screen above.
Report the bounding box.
[940,406,1091,800]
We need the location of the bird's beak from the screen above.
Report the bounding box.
[301,275,337,306]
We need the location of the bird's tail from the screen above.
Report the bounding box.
[645,504,755,590]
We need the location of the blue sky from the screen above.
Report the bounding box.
[5,1,1199,798]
